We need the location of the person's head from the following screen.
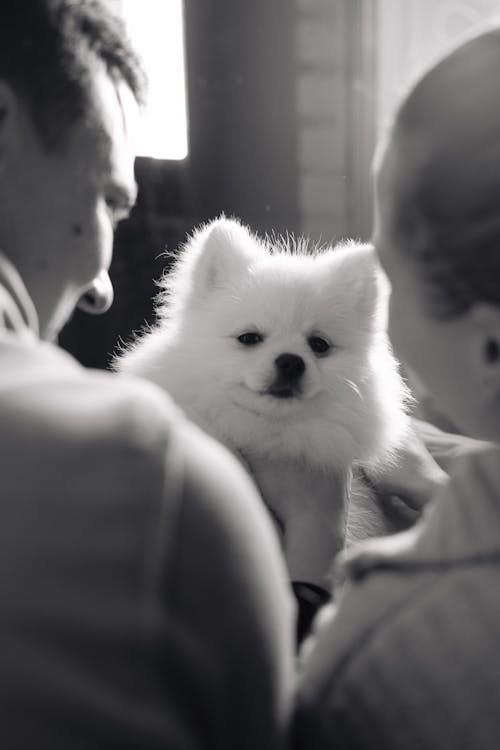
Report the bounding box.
[0,0,146,340]
[373,27,500,442]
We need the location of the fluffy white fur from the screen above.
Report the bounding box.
[115,217,410,475]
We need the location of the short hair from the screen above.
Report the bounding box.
[380,27,500,319]
[0,0,147,150]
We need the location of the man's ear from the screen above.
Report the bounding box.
[0,81,23,164]
[467,302,500,396]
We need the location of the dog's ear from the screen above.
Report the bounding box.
[324,243,387,329]
[191,217,261,292]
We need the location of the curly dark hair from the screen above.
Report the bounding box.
[0,0,147,150]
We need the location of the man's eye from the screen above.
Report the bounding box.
[237,332,263,346]
[308,335,332,356]
[105,197,132,226]
[107,203,126,219]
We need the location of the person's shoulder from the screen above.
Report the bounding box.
[0,337,186,478]
[297,558,500,750]
[69,367,182,451]
[178,418,291,587]
[300,535,500,710]
[300,562,422,687]
[169,421,294,750]
[298,447,500,747]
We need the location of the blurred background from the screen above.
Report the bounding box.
[60,0,500,375]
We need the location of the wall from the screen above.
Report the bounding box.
[295,0,376,243]
[376,0,500,139]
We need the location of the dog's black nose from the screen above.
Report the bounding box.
[274,352,305,381]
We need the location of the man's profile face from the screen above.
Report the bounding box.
[0,60,140,340]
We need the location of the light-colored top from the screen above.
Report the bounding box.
[296,446,500,749]
[0,254,294,749]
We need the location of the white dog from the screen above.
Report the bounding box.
[116,217,413,541]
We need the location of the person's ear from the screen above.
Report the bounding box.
[0,81,22,161]
[467,303,500,397]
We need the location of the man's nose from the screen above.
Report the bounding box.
[77,270,114,314]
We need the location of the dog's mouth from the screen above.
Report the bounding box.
[231,382,307,415]
[265,384,302,399]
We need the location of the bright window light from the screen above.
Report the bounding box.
[121,0,188,160]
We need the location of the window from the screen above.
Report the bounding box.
[121,0,188,160]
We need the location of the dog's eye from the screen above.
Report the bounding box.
[237,332,263,346]
[308,336,331,356]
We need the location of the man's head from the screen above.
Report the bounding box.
[0,0,146,340]
[0,0,146,150]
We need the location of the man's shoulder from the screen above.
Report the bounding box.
[0,337,185,483]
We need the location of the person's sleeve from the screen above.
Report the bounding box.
[167,421,296,750]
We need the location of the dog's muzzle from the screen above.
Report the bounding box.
[267,352,305,398]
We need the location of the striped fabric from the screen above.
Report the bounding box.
[296,448,500,749]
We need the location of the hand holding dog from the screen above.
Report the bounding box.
[364,420,449,511]
[342,420,492,579]
[249,421,473,590]
[245,454,350,591]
